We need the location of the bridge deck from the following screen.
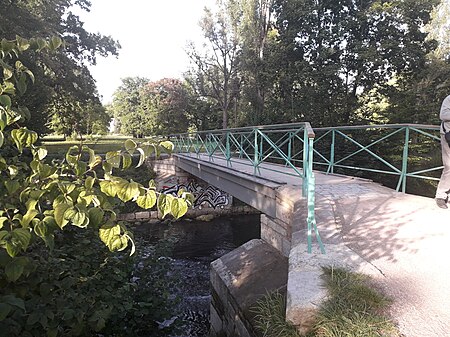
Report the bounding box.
[178,153,450,337]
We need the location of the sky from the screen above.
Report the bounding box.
[76,0,214,104]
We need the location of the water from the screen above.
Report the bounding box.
[133,214,261,337]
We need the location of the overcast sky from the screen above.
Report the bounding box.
[76,0,214,104]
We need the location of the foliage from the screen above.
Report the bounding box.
[0,227,177,337]
[110,77,151,137]
[185,0,242,129]
[0,37,193,335]
[0,0,120,135]
[111,77,192,136]
[251,290,300,337]
[185,0,440,129]
[143,78,191,135]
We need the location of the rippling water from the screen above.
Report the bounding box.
[133,214,261,337]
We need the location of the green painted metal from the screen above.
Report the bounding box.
[169,122,441,255]
[312,124,441,192]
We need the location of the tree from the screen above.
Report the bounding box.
[267,0,439,126]
[143,78,191,135]
[110,77,151,137]
[236,0,275,124]
[0,0,120,135]
[186,0,241,129]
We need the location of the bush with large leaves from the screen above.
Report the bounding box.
[0,37,192,336]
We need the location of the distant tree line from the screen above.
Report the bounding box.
[112,0,450,137]
[0,0,115,136]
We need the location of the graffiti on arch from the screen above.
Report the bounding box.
[162,180,231,209]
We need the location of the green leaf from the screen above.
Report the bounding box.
[11,128,38,153]
[26,311,40,325]
[54,202,71,229]
[149,180,156,189]
[0,303,12,321]
[3,66,13,80]
[88,208,104,227]
[64,206,88,228]
[5,258,26,282]
[5,229,31,257]
[7,166,18,179]
[4,180,20,195]
[35,147,48,160]
[99,223,128,252]
[0,131,3,148]
[0,95,11,109]
[122,152,132,170]
[49,36,62,50]
[171,198,188,219]
[21,208,39,228]
[59,183,76,195]
[102,161,112,174]
[0,110,7,131]
[106,151,121,168]
[1,294,25,311]
[16,73,27,95]
[124,139,137,154]
[0,217,8,229]
[34,220,48,238]
[140,143,154,157]
[85,176,95,190]
[99,180,117,197]
[65,146,79,166]
[160,140,175,153]
[16,35,30,52]
[136,190,157,209]
[157,194,174,218]
[116,180,140,202]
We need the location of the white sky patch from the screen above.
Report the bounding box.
[75,0,214,103]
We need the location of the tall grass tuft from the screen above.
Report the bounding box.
[307,267,401,337]
[251,290,300,337]
[251,267,400,337]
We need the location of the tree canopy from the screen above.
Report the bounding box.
[184,0,443,129]
[0,0,119,135]
[110,77,192,136]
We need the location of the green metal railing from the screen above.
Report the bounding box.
[169,123,442,255]
[311,124,442,193]
[169,122,325,254]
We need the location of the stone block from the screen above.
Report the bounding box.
[150,211,158,219]
[264,215,290,237]
[121,213,135,221]
[210,239,288,337]
[286,269,327,334]
[210,302,223,335]
[135,211,150,220]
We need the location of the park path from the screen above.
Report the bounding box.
[190,154,450,337]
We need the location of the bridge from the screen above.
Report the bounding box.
[167,123,450,337]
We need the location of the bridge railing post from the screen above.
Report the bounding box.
[304,123,325,254]
[399,126,410,193]
[253,129,261,175]
[327,129,336,174]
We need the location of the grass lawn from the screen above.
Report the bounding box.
[41,135,161,155]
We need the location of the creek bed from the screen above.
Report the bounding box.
[132,214,261,337]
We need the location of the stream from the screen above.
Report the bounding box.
[132,214,261,337]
